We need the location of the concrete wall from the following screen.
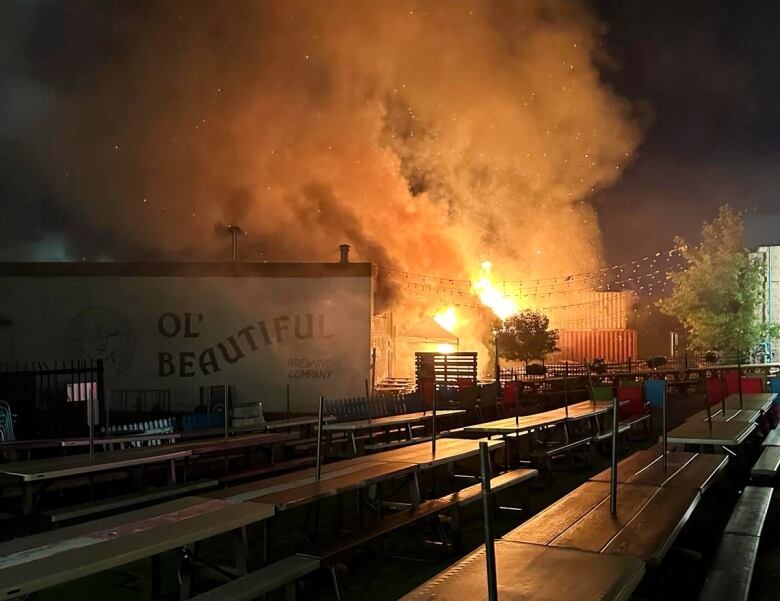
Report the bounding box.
[0,262,372,412]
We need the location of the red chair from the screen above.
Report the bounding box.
[706,377,726,406]
[499,381,518,413]
[616,383,644,419]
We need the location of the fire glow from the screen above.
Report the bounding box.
[473,261,518,321]
[432,261,520,341]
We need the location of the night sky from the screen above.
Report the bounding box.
[2,1,779,267]
[593,0,780,264]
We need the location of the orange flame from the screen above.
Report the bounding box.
[472,261,518,321]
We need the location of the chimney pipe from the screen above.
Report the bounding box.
[227,225,244,262]
[339,244,351,264]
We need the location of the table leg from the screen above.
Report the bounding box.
[168,459,177,485]
[22,482,33,517]
[232,526,248,576]
[178,544,195,601]
[408,472,421,506]
[151,554,162,599]
[350,432,358,456]
[406,423,413,440]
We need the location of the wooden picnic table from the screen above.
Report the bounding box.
[323,410,466,454]
[590,445,728,493]
[174,431,297,456]
[59,432,181,448]
[0,446,193,515]
[462,400,619,436]
[722,392,777,413]
[666,419,756,448]
[400,539,645,601]
[208,438,504,509]
[0,495,274,599]
[504,480,700,565]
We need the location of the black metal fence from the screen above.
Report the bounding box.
[0,360,104,440]
[498,352,772,381]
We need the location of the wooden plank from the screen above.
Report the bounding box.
[602,486,700,565]
[763,429,780,447]
[751,446,780,478]
[368,437,504,469]
[663,453,728,492]
[698,533,760,601]
[190,555,320,601]
[503,481,611,545]
[724,486,773,537]
[400,540,645,601]
[687,408,761,423]
[175,432,297,456]
[551,484,658,553]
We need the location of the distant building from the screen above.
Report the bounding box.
[745,214,780,361]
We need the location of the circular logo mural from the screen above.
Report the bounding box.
[64,307,136,375]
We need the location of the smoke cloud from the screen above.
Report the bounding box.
[1,1,641,306]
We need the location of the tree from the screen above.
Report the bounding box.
[494,309,560,362]
[657,205,780,356]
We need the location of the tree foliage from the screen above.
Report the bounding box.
[657,205,779,355]
[494,309,559,362]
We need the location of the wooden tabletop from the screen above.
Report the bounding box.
[246,461,418,510]
[591,447,728,493]
[463,400,619,435]
[687,408,761,423]
[60,433,181,447]
[364,437,504,469]
[504,480,700,565]
[0,496,273,598]
[0,445,193,482]
[666,419,756,446]
[263,416,334,430]
[723,393,776,412]
[462,410,566,434]
[323,410,465,432]
[174,431,297,455]
[400,540,644,601]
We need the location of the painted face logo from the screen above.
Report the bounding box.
[64,307,136,375]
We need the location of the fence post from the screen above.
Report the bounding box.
[315,396,325,480]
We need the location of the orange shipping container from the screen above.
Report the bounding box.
[551,330,638,363]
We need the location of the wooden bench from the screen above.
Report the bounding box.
[698,486,773,601]
[530,437,592,483]
[218,457,315,485]
[750,446,780,480]
[364,436,431,452]
[42,479,218,523]
[298,498,454,600]
[439,468,538,547]
[189,555,320,601]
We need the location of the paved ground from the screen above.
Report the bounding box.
[16,392,780,600]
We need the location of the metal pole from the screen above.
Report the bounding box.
[494,333,500,386]
[609,395,619,515]
[705,390,713,432]
[431,383,437,456]
[720,369,727,419]
[563,362,569,418]
[662,381,668,471]
[479,442,499,601]
[88,387,95,461]
[737,350,744,410]
[514,374,519,426]
[315,396,325,480]
[286,383,291,422]
[365,378,372,424]
[224,384,229,442]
